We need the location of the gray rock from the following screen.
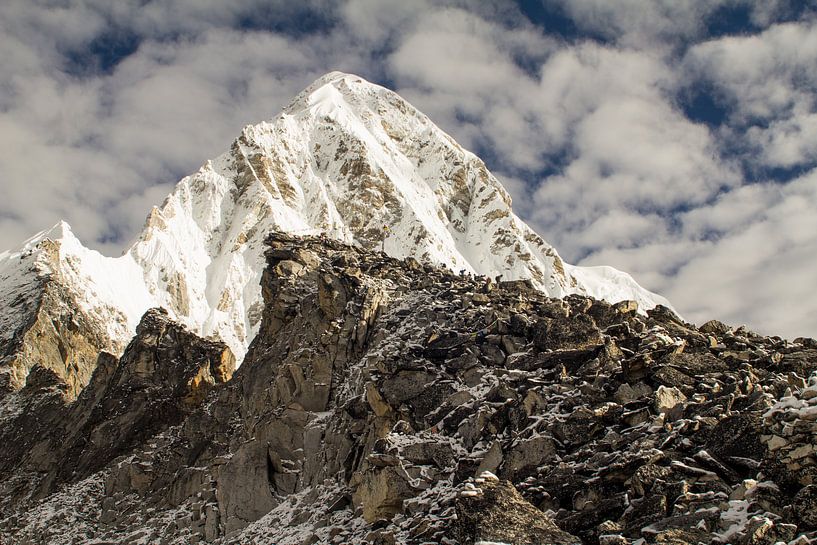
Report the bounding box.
[2,231,815,545]
[792,484,817,528]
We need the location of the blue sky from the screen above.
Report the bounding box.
[1,0,817,338]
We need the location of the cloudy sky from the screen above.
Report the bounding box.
[1,0,816,339]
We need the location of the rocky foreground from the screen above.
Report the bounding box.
[1,233,816,544]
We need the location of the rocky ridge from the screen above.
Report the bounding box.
[0,233,816,544]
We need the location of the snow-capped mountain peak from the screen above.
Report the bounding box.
[0,71,669,368]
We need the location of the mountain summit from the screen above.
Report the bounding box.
[0,72,667,388]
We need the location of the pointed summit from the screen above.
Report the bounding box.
[285,71,382,111]
[40,219,74,241]
[1,72,669,375]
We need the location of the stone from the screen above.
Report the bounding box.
[352,466,416,522]
[791,484,817,528]
[699,319,732,335]
[2,230,815,545]
[532,313,603,352]
[653,386,687,416]
[454,478,581,545]
[424,334,471,360]
[216,441,278,534]
[471,293,490,305]
[380,370,437,405]
[501,335,526,355]
[599,535,628,545]
[630,464,673,497]
[706,414,766,462]
[476,441,504,476]
[502,435,556,479]
[615,382,653,404]
[623,353,655,382]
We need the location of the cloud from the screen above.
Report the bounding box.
[548,0,813,49]
[685,21,817,169]
[0,0,815,340]
[385,6,559,171]
[0,2,350,253]
[548,0,718,48]
[665,169,817,337]
[524,44,737,260]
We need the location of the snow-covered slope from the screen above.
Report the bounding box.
[0,222,154,353]
[0,72,670,363]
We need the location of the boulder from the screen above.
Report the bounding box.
[455,475,581,545]
[791,484,817,528]
[533,314,603,352]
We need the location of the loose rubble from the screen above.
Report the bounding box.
[1,232,816,544]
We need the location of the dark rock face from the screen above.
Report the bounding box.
[0,308,234,523]
[57,307,236,482]
[1,232,817,545]
[455,472,580,545]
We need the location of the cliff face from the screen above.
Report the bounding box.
[0,233,124,401]
[1,234,816,545]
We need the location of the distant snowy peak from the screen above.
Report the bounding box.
[0,222,153,349]
[1,71,670,368]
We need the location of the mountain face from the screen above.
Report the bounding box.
[1,233,816,544]
[0,72,668,399]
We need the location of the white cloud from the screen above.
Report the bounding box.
[551,0,810,49]
[552,0,718,48]
[525,44,737,260]
[576,210,666,252]
[0,7,353,252]
[665,169,817,337]
[685,21,817,168]
[0,0,815,341]
[341,0,429,45]
[387,7,557,170]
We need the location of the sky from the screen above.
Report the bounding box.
[1,0,816,339]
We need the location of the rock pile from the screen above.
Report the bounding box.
[1,232,816,545]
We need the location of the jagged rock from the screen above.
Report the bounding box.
[0,271,118,399]
[454,475,581,545]
[58,309,234,480]
[615,381,653,404]
[2,232,817,545]
[533,313,603,352]
[555,406,605,444]
[623,353,655,382]
[502,435,557,479]
[216,441,278,533]
[352,465,416,522]
[700,319,732,335]
[654,385,687,417]
[791,485,817,528]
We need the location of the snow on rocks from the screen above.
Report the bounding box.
[2,233,817,544]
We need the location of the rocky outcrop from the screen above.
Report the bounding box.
[455,471,581,545]
[2,72,670,374]
[0,307,234,520]
[1,233,817,544]
[0,236,120,400]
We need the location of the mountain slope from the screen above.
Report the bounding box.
[1,232,814,544]
[0,72,668,378]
